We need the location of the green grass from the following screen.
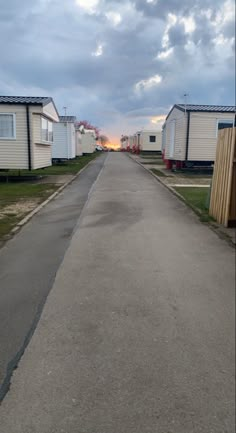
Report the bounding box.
[0,154,99,177]
[0,154,99,242]
[176,172,212,179]
[0,183,59,239]
[142,161,165,165]
[174,186,213,222]
[141,155,163,159]
[0,183,58,200]
[140,152,162,157]
[150,168,168,177]
[0,216,20,240]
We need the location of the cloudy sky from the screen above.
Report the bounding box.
[0,0,235,145]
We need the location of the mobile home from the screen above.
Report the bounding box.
[0,96,59,169]
[128,135,135,150]
[81,129,97,154]
[139,130,162,152]
[120,136,129,150]
[163,104,235,168]
[75,129,83,156]
[52,116,76,160]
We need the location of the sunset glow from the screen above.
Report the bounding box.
[151,115,166,125]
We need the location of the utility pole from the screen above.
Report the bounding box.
[63,106,67,116]
[183,93,189,115]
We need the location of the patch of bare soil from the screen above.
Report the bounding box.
[0,199,40,220]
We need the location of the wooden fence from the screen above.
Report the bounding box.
[209,127,236,227]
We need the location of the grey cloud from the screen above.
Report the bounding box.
[125,107,168,118]
[168,22,187,46]
[221,19,236,39]
[0,0,234,140]
[133,0,224,19]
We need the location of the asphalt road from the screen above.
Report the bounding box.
[0,153,106,400]
[0,153,235,432]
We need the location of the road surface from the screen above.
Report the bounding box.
[0,153,235,433]
[0,154,106,400]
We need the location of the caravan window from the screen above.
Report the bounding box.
[216,119,234,136]
[0,113,16,139]
[41,117,53,143]
[149,135,156,142]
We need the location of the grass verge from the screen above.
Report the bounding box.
[141,155,163,159]
[140,153,162,157]
[150,168,168,177]
[0,184,59,239]
[0,153,99,177]
[174,171,212,179]
[142,161,165,165]
[174,186,213,222]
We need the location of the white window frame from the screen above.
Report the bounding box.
[0,113,16,140]
[41,116,53,143]
[216,119,234,137]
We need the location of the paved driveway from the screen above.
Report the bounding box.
[0,153,234,433]
[0,154,106,400]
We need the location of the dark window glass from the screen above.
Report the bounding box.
[218,121,233,130]
[149,135,156,142]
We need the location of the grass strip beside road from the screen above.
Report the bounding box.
[174,171,212,179]
[0,154,99,177]
[0,154,100,241]
[174,186,212,222]
[150,168,168,177]
[142,161,165,165]
[140,154,162,158]
[0,184,59,240]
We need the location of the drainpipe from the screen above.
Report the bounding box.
[137,132,141,153]
[185,111,190,163]
[26,105,32,170]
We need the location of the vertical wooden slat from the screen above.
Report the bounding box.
[209,127,236,227]
[227,127,236,225]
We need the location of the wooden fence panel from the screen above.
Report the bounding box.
[209,127,236,227]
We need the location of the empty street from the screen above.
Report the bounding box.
[0,153,234,432]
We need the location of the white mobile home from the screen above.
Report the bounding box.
[75,129,83,156]
[0,96,59,170]
[128,135,135,149]
[139,130,162,152]
[52,116,76,160]
[133,132,140,149]
[163,104,235,168]
[120,136,129,150]
[81,129,97,154]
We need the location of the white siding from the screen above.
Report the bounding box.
[0,104,28,169]
[165,107,187,160]
[32,113,52,169]
[129,136,135,147]
[162,124,166,152]
[33,143,52,169]
[188,112,235,161]
[140,130,162,151]
[81,131,96,153]
[52,122,68,159]
[75,130,83,156]
[43,101,59,122]
[67,123,76,159]
[52,122,76,159]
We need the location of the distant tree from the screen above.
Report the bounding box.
[99,135,110,146]
[75,120,100,139]
[120,135,129,143]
